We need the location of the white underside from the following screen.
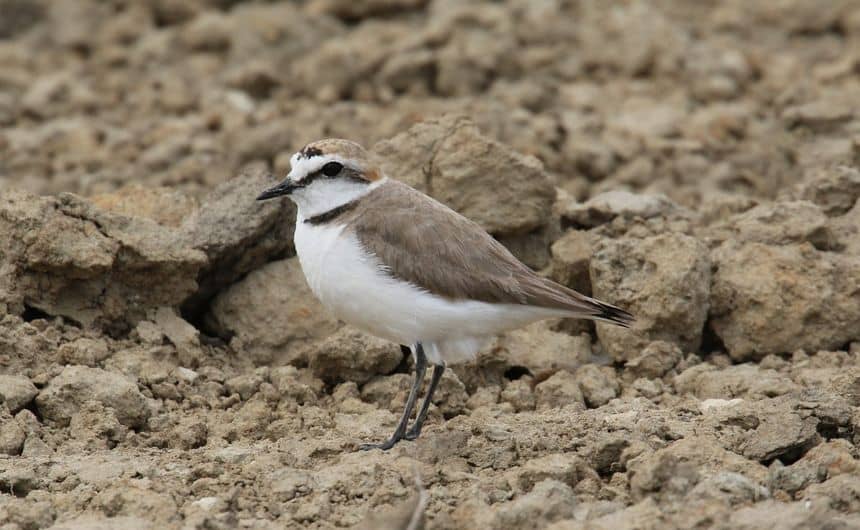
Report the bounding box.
[293,218,568,365]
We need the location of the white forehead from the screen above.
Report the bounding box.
[288,152,353,182]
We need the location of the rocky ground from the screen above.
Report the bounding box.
[1,0,860,528]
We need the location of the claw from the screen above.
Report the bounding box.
[403,426,421,441]
[358,437,402,451]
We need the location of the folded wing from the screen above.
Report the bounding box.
[344,181,634,327]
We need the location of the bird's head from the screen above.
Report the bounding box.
[257,139,384,218]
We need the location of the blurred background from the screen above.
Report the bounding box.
[1,0,858,209]
[2,3,860,529]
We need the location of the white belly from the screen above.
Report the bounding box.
[293,220,562,364]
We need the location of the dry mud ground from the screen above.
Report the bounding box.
[2,1,860,529]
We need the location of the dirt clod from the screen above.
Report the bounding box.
[2,1,860,528]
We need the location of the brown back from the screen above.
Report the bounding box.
[341,180,601,315]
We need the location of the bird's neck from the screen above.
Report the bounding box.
[293,177,387,221]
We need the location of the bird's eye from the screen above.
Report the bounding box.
[321,162,343,177]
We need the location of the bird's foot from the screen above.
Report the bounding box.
[358,435,403,451]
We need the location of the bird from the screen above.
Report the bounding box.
[257,138,634,450]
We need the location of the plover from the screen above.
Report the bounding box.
[257,139,634,450]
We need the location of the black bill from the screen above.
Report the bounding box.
[256,181,299,201]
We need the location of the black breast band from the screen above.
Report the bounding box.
[304,199,360,225]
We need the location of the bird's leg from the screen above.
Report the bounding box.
[359,343,426,451]
[404,362,445,441]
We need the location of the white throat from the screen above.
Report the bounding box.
[291,177,387,220]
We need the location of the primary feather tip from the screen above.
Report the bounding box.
[592,300,635,328]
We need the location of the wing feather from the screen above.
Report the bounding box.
[345,181,633,327]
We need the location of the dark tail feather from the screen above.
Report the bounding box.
[528,275,635,328]
[587,298,635,328]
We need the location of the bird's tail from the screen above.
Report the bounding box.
[525,275,635,328]
[582,297,635,328]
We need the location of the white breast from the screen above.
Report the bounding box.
[293,218,346,298]
[292,219,564,364]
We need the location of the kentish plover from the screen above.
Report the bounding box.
[257,139,634,450]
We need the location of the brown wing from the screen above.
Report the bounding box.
[344,181,633,326]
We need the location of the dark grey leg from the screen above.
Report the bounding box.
[359,343,427,451]
[404,363,445,441]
